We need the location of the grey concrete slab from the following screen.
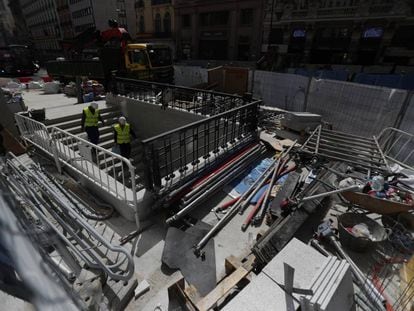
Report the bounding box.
[222,273,298,311]
[263,238,327,292]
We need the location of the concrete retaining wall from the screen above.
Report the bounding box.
[107,94,206,140]
[306,79,407,136]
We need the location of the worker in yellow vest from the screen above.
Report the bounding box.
[81,102,105,144]
[113,116,137,158]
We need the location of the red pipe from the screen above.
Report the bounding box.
[242,190,267,231]
[167,143,257,204]
[215,196,240,212]
[191,143,257,189]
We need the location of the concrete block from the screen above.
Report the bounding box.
[222,273,298,311]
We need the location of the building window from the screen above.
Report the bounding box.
[72,7,92,19]
[163,12,171,33]
[200,11,229,27]
[238,35,250,60]
[240,8,253,26]
[182,14,191,28]
[155,13,161,33]
[139,15,145,33]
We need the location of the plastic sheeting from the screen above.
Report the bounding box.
[306,79,407,136]
[173,65,208,87]
[253,70,308,111]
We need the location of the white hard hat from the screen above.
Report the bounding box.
[118,116,126,123]
[90,102,98,109]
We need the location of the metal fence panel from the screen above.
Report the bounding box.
[306,79,408,136]
[142,101,260,192]
[253,70,309,111]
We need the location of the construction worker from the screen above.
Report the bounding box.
[81,102,105,145]
[113,117,137,159]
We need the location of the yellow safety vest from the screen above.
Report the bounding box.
[83,107,100,127]
[114,123,131,144]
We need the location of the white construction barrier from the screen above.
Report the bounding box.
[253,70,308,111]
[306,79,407,136]
[174,65,208,87]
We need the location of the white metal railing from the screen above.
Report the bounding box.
[14,113,62,172]
[377,127,414,170]
[14,113,139,228]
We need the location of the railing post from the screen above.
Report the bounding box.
[141,142,154,190]
[50,128,62,174]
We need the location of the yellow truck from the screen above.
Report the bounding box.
[46,43,174,85]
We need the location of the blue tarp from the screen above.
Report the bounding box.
[227,158,289,202]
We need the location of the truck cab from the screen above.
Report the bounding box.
[124,44,173,83]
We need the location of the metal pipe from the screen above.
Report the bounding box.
[166,147,265,224]
[182,144,261,203]
[300,184,362,202]
[238,159,278,215]
[6,154,134,281]
[193,158,280,255]
[182,146,262,205]
[373,135,390,171]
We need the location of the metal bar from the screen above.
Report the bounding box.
[306,139,384,160]
[314,134,380,150]
[323,128,378,141]
[300,185,361,202]
[307,144,386,166]
[315,125,322,154]
[373,136,391,172]
[300,125,321,150]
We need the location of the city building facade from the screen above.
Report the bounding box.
[68,0,136,35]
[0,0,16,46]
[174,0,265,61]
[262,0,414,69]
[55,0,74,40]
[20,0,63,60]
[8,0,31,45]
[134,0,174,51]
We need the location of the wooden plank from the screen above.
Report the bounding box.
[196,266,250,311]
[399,255,414,311]
[225,255,241,275]
[168,278,198,311]
[196,255,255,311]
